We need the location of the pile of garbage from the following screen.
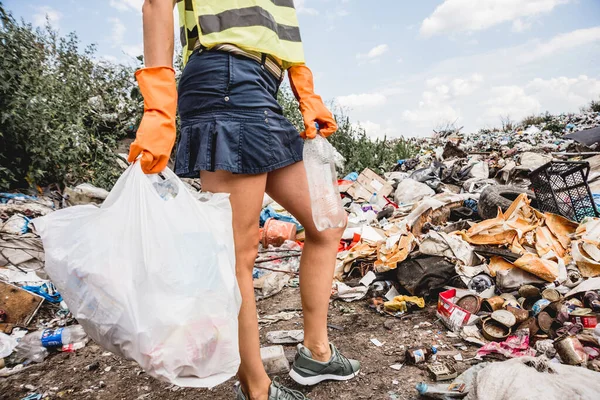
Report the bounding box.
[3,109,600,397]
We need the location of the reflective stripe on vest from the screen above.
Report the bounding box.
[177,0,305,68]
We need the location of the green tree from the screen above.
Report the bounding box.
[0,5,141,190]
[277,85,417,176]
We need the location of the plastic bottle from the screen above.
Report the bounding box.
[415,382,467,399]
[15,325,87,363]
[303,134,346,231]
[406,345,437,364]
[369,192,379,206]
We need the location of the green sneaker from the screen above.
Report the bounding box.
[235,377,308,399]
[289,343,360,386]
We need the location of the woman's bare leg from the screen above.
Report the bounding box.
[201,170,270,400]
[266,161,345,362]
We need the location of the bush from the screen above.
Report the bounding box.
[588,99,600,113]
[0,5,141,190]
[277,86,417,176]
[521,114,546,127]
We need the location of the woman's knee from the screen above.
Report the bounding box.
[234,227,260,274]
[304,223,345,246]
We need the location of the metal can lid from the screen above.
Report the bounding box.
[456,294,481,314]
[542,288,561,302]
[491,309,517,327]
[537,311,554,332]
[570,307,593,316]
[482,318,510,340]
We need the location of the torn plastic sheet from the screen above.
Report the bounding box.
[476,330,535,359]
[420,231,478,266]
[331,281,369,302]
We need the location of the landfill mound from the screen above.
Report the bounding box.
[2,109,600,399]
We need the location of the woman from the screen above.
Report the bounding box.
[128,1,359,399]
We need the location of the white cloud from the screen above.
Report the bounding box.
[400,74,484,130]
[336,93,387,108]
[420,0,570,37]
[295,0,319,15]
[109,0,143,13]
[122,43,144,58]
[99,55,119,63]
[357,44,389,59]
[526,75,600,111]
[512,19,533,32]
[451,74,484,96]
[353,121,394,141]
[109,18,126,46]
[484,86,542,121]
[523,26,600,63]
[481,75,600,125]
[33,6,62,28]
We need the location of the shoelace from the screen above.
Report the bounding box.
[331,347,357,377]
[271,377,306,400]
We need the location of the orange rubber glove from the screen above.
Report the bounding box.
[127,66,177,174]
[288,65,337,139]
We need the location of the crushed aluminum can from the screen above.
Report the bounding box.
[518,285,541,298]
[584,291,600,312]
[517,317,540,336]
[532,299,551,316]
[506,305,529,324]
[554,336,588,366]
[537,311,554,333]
[521,296,542,311]
[482,296,505,312]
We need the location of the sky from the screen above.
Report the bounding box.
[4,0,600,138]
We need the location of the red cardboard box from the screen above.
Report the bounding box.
[436,288,479,332]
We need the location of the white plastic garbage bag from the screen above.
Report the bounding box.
[33,163,240,388]
[393,178,435,205]
[466,356,600,400]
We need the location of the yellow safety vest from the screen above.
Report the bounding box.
[177,0,305,68]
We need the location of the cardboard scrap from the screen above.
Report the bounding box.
[346,168,393,201]
[513,252,559,282]
[571,218,600,277]
[0,280,44,328]
[458,194,576,282]
[488,256,514,277]
[374,232,416,273]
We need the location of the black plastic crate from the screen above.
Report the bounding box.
[529,161,599,222]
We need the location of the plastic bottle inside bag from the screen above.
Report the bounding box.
[303,131,346,231]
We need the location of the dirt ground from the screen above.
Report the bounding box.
[1,287,480,400]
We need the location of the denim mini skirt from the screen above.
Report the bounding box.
[174,49,303,176]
